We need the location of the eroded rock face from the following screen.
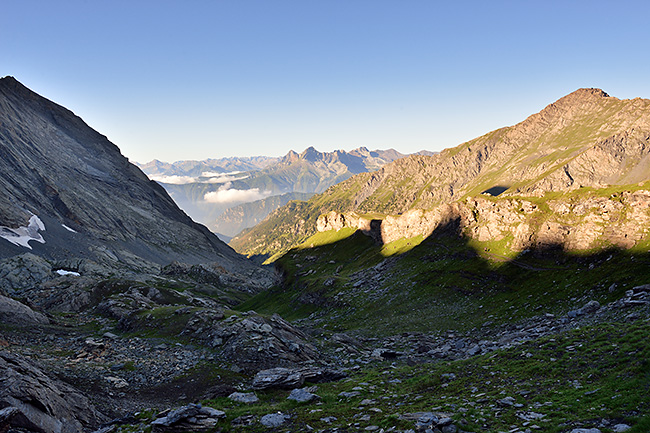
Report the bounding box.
[0,351,106,433]
[182,312,321,371]
[318,190,650,253]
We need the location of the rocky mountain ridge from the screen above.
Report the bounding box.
[231,88,650,257]
[0,76,274,288]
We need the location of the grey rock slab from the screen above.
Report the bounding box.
[252,366,346,390]
[0,351,105,433]
[228,392,259,404]
[339,391,361,398]
[287,388,319,403]
[612,425,631,433]
[260,413,289,427]
[569,429,601,433]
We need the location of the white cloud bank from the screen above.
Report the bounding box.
[149,171,248,185]
[203,182,271,204]
[149,174,197,185]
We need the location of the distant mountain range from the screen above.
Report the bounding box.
[230,88,650,258]
[137,147,423,236]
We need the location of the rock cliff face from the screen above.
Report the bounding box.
[232,88,650,257]
[0,77,273,287]
[317,188,650,253]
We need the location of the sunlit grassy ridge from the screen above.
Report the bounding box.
[231,92,650,258]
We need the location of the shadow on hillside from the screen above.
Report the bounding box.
[281,213,650,293]
[481,185,510,196]
[238,213,650,335]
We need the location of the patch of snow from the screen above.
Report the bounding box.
[61,224,77,233]
[0,215,46,249]
[55,269,80,277]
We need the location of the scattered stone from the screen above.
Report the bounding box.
[371,348,402,359]
[612,424,631,432]
[569,429,601,433]
[516,411,545,421]
[338,391,361,398]
[228,392,259,404]
[231,414,256,427]
[568,300,600,318]
[498,396,516,406]
[105,376,129,389]
[441,373,457,381]
[320,416,338,423]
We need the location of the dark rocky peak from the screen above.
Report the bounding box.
[300,146,324,162]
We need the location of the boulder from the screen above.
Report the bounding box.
[260,412,289,428]
[252,366,347,390]
[0,295,49,325]
[228,392,259,404]
[151,404,225,432]
[0,351,105,433]
[568,300,601,318]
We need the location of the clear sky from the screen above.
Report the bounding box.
[4,0,650,163]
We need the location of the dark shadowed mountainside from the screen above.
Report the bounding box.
[0,76,273,286]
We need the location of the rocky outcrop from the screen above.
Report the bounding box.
[252,366,347,390]
[0,351,106,432]
[181,312,321,371]
[318,189,650,253]
[0,253,52,295]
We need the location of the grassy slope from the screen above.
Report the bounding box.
[196,319,650,433]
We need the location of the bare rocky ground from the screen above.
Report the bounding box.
[1,265,648,432]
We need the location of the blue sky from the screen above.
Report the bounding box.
[4,1,650,163]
